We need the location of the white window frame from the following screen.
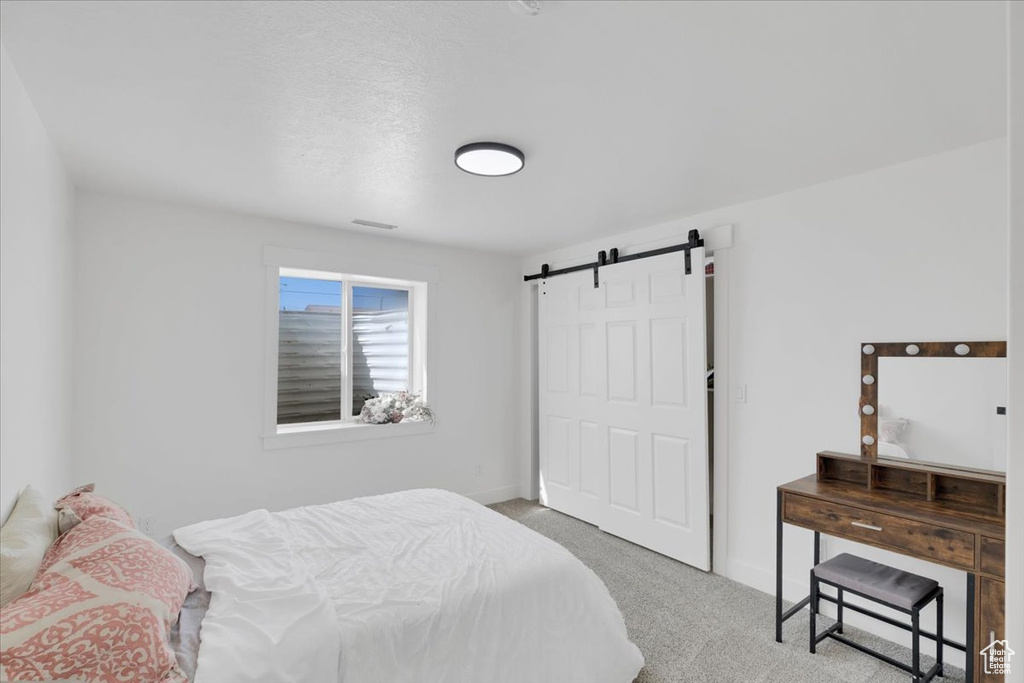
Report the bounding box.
[262,246,436,449]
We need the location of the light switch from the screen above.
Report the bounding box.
[735,384,747,403]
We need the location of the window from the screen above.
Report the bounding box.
[278,276,343,425]
[263,247,434,447]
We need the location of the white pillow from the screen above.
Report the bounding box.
[0,485,58,607]
[879,417,909,444]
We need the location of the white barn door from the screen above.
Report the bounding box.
[538,249,710,570]
[537,267,604,525]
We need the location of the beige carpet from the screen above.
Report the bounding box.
[488,498,965,683]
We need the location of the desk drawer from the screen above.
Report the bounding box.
[980,536,1005,577]
[783,493,975,570]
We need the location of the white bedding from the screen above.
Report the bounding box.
[174,489,644,683]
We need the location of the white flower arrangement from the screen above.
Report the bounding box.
[357,391,435,425]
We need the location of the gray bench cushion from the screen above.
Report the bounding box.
[813,553,939,610]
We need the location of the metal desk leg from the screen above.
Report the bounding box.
[775,490,814,644]
[936,590,944,677]
[776,490,783,643]
[966,573,975,683]
[813,531,820,615]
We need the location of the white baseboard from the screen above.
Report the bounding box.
[464,485,522,506]
[722,558,805,602]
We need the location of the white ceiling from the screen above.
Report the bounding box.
[0,1,1006,254]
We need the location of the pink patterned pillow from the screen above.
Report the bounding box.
[55,485,135,533]
[0,515,195,682]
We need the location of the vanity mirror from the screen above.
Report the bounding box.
[859,341,1007,473]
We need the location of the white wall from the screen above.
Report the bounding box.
[0,46,75,521]
[72,191,522,539]
[1005,0,1024,659]
[522,138,1007,667]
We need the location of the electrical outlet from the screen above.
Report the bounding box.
[475,465,483,477]
[138,515,156,536]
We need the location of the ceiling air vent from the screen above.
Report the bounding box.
[352,219,397,230]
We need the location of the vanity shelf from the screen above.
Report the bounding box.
[816,451,1006,517]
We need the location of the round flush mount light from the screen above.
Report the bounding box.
[454,142,525,177]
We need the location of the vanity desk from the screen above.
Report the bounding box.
[776,453,1006,682]
[776,341,1008,683]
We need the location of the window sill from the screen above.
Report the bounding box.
[263,420,434,450]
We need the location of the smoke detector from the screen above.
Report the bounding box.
[508,1,542,17]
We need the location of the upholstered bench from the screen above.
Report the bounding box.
[810,553,943,683]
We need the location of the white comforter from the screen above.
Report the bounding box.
[173,489,644,683]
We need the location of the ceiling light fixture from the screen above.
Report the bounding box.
[454,142,525,177]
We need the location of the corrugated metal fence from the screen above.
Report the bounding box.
[277,309,409,424]
[351,310,409,403]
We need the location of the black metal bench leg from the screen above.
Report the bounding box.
[836,588,844,635]
[936,591,943,678]
[912,607,921,683]
[809,571,818,654]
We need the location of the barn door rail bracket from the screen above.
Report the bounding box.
[524,230,703,288]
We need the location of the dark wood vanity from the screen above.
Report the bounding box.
[777,340,1007,683]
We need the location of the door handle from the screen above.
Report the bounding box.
[851,521,883,531]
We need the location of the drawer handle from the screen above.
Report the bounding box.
[851,521,883,531]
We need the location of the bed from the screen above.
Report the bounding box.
[172,489,644,683]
